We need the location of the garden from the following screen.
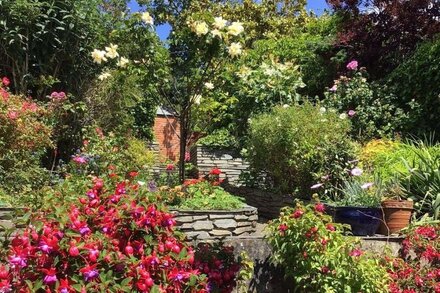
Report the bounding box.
[0,0,439,292]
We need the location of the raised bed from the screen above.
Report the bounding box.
[170,205,258,239]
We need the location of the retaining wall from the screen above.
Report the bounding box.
[171,205,258,239]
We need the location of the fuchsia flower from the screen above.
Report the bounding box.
[80,265,99,282]
[42,268,57,285]
[349,248,363,257]
[348,110,356,117]
[346,60,358,70]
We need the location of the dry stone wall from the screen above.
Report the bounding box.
[171,205,258,239]
[191,146,249,185]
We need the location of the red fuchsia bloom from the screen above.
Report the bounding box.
[93,178,104,190]
[80,265,99,282]
[7,111,18,120]
[42,268,57,285]
[0,280,11,293]
[69,245,80,257]
[348,110,356,117]
[2,77,10,87]
[321,266,330,274]
[9,255,26,268]
[326,224,336,231]
[346,60,358,70]
[310,183,323,189]
[72,156,87,165]
[166,164,174,171]
[315,203,325,213]
[415,275,424,287]
[59,279,71,293]
[291,209,304,219]
[209,168,221,175]
[349,248,363,257]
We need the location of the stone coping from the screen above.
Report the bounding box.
[169,204,256,214]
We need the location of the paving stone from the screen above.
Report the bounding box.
[233,226,255,235]
[209,230,232,237]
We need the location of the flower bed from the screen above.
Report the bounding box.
[171,205,258,239]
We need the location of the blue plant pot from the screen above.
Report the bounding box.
[333,206,382,236]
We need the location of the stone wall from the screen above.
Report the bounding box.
[226,186,295,219]
[191,146,249,185]
[171,205,258,239]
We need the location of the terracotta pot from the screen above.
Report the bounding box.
[378,200,413,235]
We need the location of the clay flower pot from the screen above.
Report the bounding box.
[378,200,413,235]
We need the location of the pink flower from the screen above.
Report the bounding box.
[311,183,323,189]
[166,164,174,171]
[348,110,356,117]
[361,182,374,189]
[350,167,363,176]
[72,156,87,165]
[7,111,18,120]
[184,151,191,162]
[346,60,358,70]
[314,203,325,213]
[50,91,67,102]
[1,77,10,87]
[329,85,337,92]
[349,248,363,257]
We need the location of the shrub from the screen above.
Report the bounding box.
[246,103,356,196]
[0,80,53,205]
[323,65,420,141]
[387,223,440,292]
[0,174,208,292]
[266,200,390,292]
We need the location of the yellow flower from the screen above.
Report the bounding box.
[117,57,129,68]
[91,49,107,64]
[213,16,227,29]
[228,42,242,57]
[211,29,222,39]
[105,44,119,59]
[141,12,154,25]
[98,72,111,81]
[194,21,209,36]
[228,21,244,36]
[204,82,214,89]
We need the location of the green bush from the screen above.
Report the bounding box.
[387,38,440,137]
[323,68,420,141]
[266,201,390,292]
[246,103,356,196]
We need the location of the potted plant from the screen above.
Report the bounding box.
[378,183,413,235]
[329,179,383,236]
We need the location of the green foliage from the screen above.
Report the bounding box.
[197,128,238,149]
[173,181,244,210]
[323,68,420,141]
[246,103,356,196]
[387,38,440,137]
[331,178,383,208]
[399,140,440,220]
[266,201,390,292]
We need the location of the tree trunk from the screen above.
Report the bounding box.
[179,112,187,183]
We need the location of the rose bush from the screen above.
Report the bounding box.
[266,199,389,292]
[0,173,208,292]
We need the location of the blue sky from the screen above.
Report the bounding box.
[128,0,330,40]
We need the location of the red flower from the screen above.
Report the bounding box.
[291,209,304,219]
[321,266,330,274]
[128,171,139,178]
[209,168,221,175]
[166,164,175,171]
[278,224,288,235]
[326,224,336,231]
[314,203,325,213]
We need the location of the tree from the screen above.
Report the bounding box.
[327,0,440,79]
